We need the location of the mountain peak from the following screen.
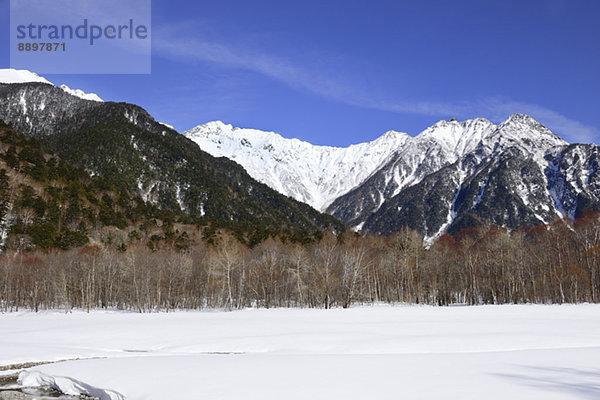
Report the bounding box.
[185,121,236,138]
[200,120,234,132]
[59,84,103,102]
[417,117,495,151]
[0,69,104,102]
[504,113,540,125]
[461,117,494,126]
[430,118,460,129]
[427,117,495,132]
[480,113,568,156]
[499,114,563,139]
[0,69,52,85]
[507,112,533,120]
[380,129,410,140]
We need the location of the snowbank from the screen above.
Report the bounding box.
[18,371,123,400]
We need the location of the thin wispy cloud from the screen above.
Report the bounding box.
[153,26,599,144]
[153,29,357,103]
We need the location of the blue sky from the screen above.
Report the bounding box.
[1,0,599,146]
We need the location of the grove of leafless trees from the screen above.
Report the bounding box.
[2,215,600,312]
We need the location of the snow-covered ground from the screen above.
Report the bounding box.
[1,305,600,399]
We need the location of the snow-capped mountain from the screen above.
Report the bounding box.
[184,121,410,211]
[328,114,570,234]
[186,116,544,220]
[326,118,498,227]
[187,114,600,240]
[3,69,599,241]
[0,69,103,102]
[331,114,600,240]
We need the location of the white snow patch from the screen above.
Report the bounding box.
[473,176,489,209]
[0,225,8,249]
[426,171,466,244]
[124,110,138,125]
[137,181,158,203]
[18,370,124,400]
[59,84,103,102]
[159,122,174,130]
[547,168,566,219]
[352,221,365,232]
[0,69,52,84]
[175,185,186,211]
[19,93,28,114]
[0,203,10,249]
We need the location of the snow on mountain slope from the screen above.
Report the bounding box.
[0,69,52,84]
[184,121,410,210]
[344,114,576,239]
[59,84,103,102]
[325,118,498,227]
[328,114,575,237]
[185,115,571,232]
[0,69,103,102]
[384,117,497,197]
[480,113,566,158]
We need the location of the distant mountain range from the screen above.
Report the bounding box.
[3,68,600,243]
[187,115,600,241]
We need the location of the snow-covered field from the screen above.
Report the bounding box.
[1,305,600,399]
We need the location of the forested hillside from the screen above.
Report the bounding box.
[0,119,334,252]
[0,118,188,251]
[0,83,345,241]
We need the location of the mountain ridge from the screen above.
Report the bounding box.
[186,113,600,241]
[0,68,103,102]
[0,78,345,244]
[3,68,600,243]
[185,120,410,210]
